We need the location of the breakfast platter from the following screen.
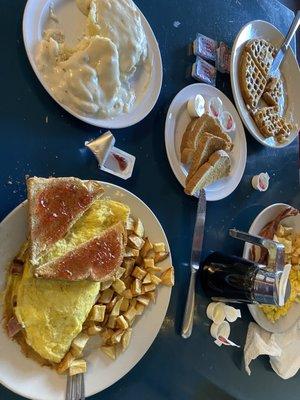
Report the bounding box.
[0,182,172,400]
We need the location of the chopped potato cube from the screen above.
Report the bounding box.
[87,323,102,336]
[116,315,129,330]
[123,258,135,277]
[99,289,114,304]
[137,295,150,306]
[153,242,166,252]
[131,279,142,296]
[147,266,162,274]
[143,273,152,284]
[106,297,117,313]
[161,267,175,286]
[140,237,153,258]
[124,247,140,258]
[154,251,169,263]
[150,274,162,285]
[132,266,147,280]
[107,315,117,329]
[101,279,114,291]
[146,291,156,303]
[121,329,132,352]
[57,352,75,373]
[101,345,116,360]
[143,283,156,292]
[112,278,126,295]
[128,234,145,250]
[122,289,133,299]
[134,218,144,237]
[100,328,114,343]
[71,333,89,357]
[111,297,124,317]
[124,306,137,322]
[111,329,124,344]
[135,303,145,315]
[143,258,155,269]
[123,276,134,289]
[130,298,137,308]
[69,359,87,376]
[115,267,126,279]
[126,216,135,231]
[120,297,130,312]
[90,305,106,322]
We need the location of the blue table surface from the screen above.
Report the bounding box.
[0,0,299,399]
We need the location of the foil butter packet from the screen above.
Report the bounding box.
[86,131,135,180]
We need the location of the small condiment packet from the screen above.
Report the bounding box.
[191,56,217,86]
[85,131,135,180]
[215,41,231,74]
[215,336,240,348]
[193,33,218,61]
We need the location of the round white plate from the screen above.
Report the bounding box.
[165,83,247,201]
[0,182,172,400]
[243,203,300,333]
[231,20,300,148]
[22,0,163,129]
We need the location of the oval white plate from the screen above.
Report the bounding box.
[231,20,300,148]
[243,203,300,333]
[22,0,163,129]
[165,83,247,201]
[0,182,172,400]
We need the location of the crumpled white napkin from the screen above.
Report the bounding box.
[244,321,300,379]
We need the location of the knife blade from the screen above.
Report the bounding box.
[181,189,206,339]
[269,10,300,77]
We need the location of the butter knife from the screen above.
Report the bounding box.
[269,10,300,77]
[181,189,206,339]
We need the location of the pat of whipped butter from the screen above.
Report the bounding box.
[36,0,149,119]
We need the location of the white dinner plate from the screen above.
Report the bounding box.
[0,182,172,400]
[243,203,300,333]
[22,0,163,129]
[231,20,300,148]
[165,83,247,201]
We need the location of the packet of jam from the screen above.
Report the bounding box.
[193,33,218,61]
[215,42,231,73]
[191,56,217,86]
[85,131,135,180]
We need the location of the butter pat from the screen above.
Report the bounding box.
[187,94,205,118]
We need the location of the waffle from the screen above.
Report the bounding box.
[245,39,276,77]
[262,77,283,107]
[240,50,267,109]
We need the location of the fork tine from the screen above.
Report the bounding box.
[80,373,85,400]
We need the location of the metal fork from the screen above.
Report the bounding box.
[65,373,85,400]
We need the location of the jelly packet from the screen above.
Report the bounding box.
[85,131,135,180]
[192,56,217,86]
[216,41,231,74]
[193,33,218,61]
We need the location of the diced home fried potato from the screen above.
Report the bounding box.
[69,359,87,376]
[276,225,285,237]
[135,303,145,315]
[123,276,134,289]
[111,297,124,317]
[150,274,162,285]
[106,297,117,313]
[143,273,152,284]
[147,266,163,274]
[99,288,114,304]
[124,247,140,258]
[101,314,109,327]
[120,297,130,312]
[101,345,116,360]
[100,328,114,343]
[71,333,89,357]
[134,218,144,237]
[143,283,156,292]
[122,289,133,299]
[116,315,129,330]
[123,258,135,277]
[154,251,169,263]
[132,266,147,280]
[137,295,150,306]
[115,267,126,279]
[87,323,102,336]
[124,306,137,322]
[112,278,126,295]
[143,258,155,269]
[153,242,166,252]
[161,267,175,286]
[126,216,135,231]
[140,237,153,258]
[135,255,144,266]
[130,298,137,308]
[131,279,142,296]
[292,255,299,265]
[128,234,145,250]
[90,305,106,322]
[111,329,124,344]
[107,315,117,329]
[57,352,75,373]
[146,291,156,303]
[101,279,114,291]
[121,328,132,352]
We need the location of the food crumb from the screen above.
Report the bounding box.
[173,21,181,28]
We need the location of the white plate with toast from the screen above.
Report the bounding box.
[231,20,300,148]
[165,83,247,201]
[243,203,300,333]
[23,0,162,129]
[0,182,172,400]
